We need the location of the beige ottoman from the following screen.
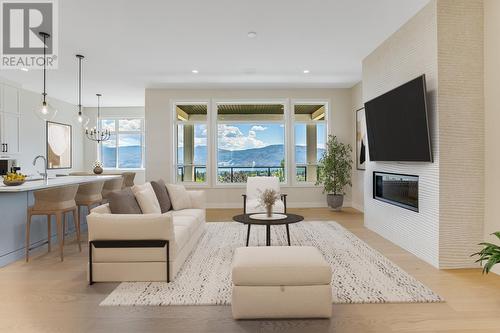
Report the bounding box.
[231,246,332,319]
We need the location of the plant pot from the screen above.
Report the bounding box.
[93,166,103,175]
[327,194,344,211]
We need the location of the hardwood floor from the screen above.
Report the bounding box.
[1,208,500,333]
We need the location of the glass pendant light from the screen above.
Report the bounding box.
[75,54,89,127]
[34,32,57,121]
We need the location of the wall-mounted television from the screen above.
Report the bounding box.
[364,75,432,162]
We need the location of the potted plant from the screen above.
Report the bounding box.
[316,135,353,210]
[471,232,500,274]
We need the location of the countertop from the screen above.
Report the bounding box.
[0,175,121,192]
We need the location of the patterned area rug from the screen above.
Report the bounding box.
[100,221,443,306]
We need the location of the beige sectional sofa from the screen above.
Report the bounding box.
[87,190,205,283]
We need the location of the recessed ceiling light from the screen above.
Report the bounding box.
[192,69,199,74]
[247,31,257,38]
[303,70,310,74]
[20,67,29,72]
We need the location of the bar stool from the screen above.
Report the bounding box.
[121,172,136,189]
[101,177,124,203]
[26,185,80,262]
[75,181,105,223]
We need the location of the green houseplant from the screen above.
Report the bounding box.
[471,232,500,274]
[316,135,353,210]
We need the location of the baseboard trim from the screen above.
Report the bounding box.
[206,201,352,209]
[351,202,364,213]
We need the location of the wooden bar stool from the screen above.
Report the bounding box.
[75,181,105,224]
[26,185,80,262]
[101,177,124,203]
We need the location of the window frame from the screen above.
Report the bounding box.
[172,101,210,186]
[98,117,145,170]
[170,98,330,188]
[212,99,290,187]
[290,100,329,187]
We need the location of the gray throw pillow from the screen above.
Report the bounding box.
[151,179,172,213]
[108,188,143,214]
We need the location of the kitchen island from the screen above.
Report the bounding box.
[0,175,121,267]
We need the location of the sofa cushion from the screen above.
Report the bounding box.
[108,188,143,214]
[173,215,200,235]
[166,183,192,210]
[131,183,161,214]
[151,179,172,213]
[232,246,332,286]
[171,209,205,224]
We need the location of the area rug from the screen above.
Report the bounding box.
[100,221,443,306]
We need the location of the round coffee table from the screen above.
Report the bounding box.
[233,213,304,246]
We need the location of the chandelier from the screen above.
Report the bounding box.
[85,94,111,143]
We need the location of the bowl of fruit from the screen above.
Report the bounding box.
[3,172,26,186]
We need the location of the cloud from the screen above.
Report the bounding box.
[218,124,265,151]
[250,125,267,132]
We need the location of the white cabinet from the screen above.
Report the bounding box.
[0,83,21,155]
[1,113,20,154]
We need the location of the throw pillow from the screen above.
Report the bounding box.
[108,188,143,214]
[166,183,192,210]
[131,183,162,214]
[150,179,172,213]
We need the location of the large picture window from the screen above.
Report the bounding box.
[100,118,144,169]
[172,100,328,186]
[216,103,286,183]
[175,104,208,183]
[293,104,327,183]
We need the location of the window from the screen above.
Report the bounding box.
[175,104,208,183]
[216,103,286,183]
[293,104,327,183]
[100,118,144,169]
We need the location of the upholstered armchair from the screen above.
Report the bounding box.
[242,177,287,214]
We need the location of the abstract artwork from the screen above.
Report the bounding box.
[356,108,367,170]
[47,121,72,169]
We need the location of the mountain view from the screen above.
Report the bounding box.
[177,144,325,166]
[102,146,142,168]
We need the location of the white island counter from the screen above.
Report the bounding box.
[0,175,121,267]
[0,175,120,192]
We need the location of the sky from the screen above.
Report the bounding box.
[177,123,326,151]
[100,119,142,148]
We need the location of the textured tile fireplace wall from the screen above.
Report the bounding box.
[362,0,484,269]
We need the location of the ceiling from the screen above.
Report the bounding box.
[0,0,430,107]
[177,104,324,115]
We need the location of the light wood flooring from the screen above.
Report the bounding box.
[1,208,500,333]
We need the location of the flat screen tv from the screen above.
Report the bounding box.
[364,75,432,162]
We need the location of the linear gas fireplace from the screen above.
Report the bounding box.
[373,172,419,212]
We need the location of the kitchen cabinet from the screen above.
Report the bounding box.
[0,83,21,155]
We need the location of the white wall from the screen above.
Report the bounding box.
[145,88,353,208]
[350,82,364,212]
[484,0,500,275]
[82,106,145,184]
[0,77,84,176]
[362,0,484,269]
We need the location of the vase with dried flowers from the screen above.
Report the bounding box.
[93,160,103,174]
[258,188,280,218]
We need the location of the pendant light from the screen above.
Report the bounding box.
[34,32,57,121]
[75,54,89,127]
[85,94,111,143]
